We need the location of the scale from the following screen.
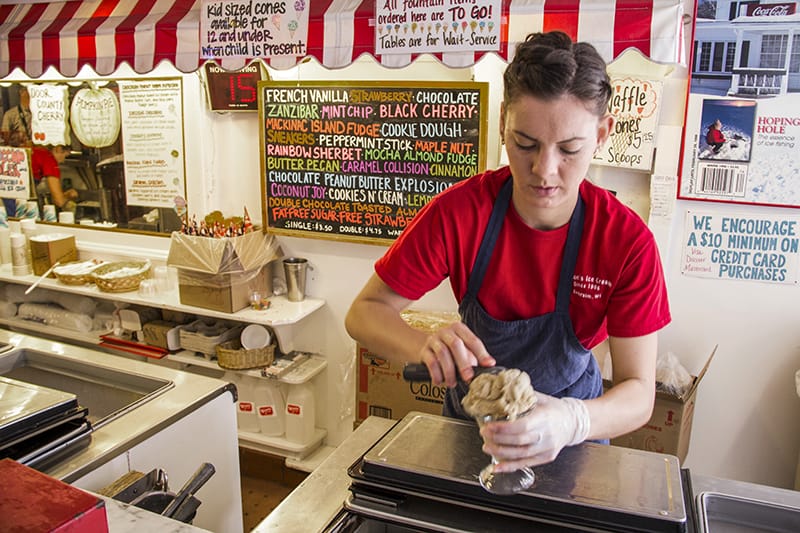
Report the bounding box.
[343,412,691,533]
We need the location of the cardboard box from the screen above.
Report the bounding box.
[167,230,280,313]
[166,230,279,275]
[0,458,109,532]
[29,233,78,276]
[608,346,716,462]
[177,264,271,314]
[356,310,459,424]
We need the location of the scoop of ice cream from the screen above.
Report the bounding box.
[461,368,537,420]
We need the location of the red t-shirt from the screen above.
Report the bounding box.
[31,146,61,183]
[375,166,671,349]
[706,128,725,145]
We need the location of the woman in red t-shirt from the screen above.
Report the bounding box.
[31,144,78,210]
[346,31,670,470]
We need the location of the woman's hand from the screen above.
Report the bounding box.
[419,322,495,387]
[478,392,591,471]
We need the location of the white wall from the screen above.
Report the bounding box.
[170,51,800,488]
[8,17,800,488]
[183,46,800,488]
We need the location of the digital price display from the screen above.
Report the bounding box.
[203,62,267,112]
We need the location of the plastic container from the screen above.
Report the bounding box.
[240,324,271,350]
[234,374,260,432]
[285,382,315,445]
[10,232,31,275]
[19,217,36,266]
[255,381,285,436]
[0,227,12,265]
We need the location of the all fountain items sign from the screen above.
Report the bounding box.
[375,0,502,56]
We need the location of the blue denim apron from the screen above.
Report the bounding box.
[444,178,602,420]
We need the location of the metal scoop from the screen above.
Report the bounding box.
[402,363,506,383]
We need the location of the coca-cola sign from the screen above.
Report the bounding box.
[746,3,796,16]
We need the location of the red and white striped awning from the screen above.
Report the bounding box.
[0,0,683,78]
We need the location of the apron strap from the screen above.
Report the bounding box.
[555,195,585,312]
[18,105,30,137]
[465,178,513,299]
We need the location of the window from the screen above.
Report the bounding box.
[760,34,788,69]
[729,1,760,20]
[712,42,725,71]
[698,42,712,72]
[695,41,736,73]
[739,41,750,68]
[725,42,736,72]
[790,34,800,73]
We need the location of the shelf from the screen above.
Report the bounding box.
[237,428,327,461]
[0,317,107,346]
[285,444,335,473]
[165,351,328,385]
[0,265,325,327]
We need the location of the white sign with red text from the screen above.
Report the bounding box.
[592,77,662,171]
[29,84,70,147]
[0,146,31,199]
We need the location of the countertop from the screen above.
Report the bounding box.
[252,416,396,532]
[690,472,800,508]
[0,329,234,483]
[102,494,211,532]
[254,415,800,533]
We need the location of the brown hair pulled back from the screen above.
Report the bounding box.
[503,31,612,117]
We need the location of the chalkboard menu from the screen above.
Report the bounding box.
[258,81,487,244]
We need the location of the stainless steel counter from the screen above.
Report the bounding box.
[0,329,243,533]
[252,416,396,532]
[0,329,234,483]
[256,415,800,533]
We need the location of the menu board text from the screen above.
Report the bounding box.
[259,81,487,244]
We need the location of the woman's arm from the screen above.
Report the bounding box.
[584,333,658,440]
[345,274,494,387]
[45,176,78,209]
[345,273,425,363]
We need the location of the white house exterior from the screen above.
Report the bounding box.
[692,0,800,95]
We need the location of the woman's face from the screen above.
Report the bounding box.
[52,145,70,164]
[501,93,611,229]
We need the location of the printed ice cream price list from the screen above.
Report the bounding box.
[259,81,487,244]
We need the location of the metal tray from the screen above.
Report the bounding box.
[0,376,78,444]
[0,348,172,427]
[696,492,800,532]
[355,412,688,533]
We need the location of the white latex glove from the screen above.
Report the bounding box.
[480,392,591,472]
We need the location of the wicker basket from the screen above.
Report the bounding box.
[92,260,151,293]
[216,339,276,370]
[53,260,104,285]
